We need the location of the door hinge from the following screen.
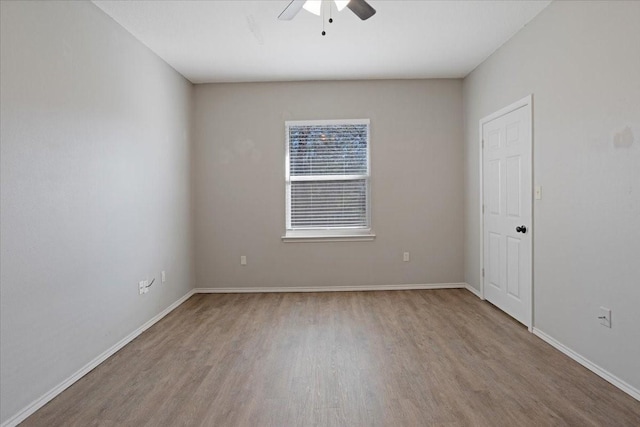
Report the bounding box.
[482,204,485,214]
[482,268,485,277]
[482,139,484,148]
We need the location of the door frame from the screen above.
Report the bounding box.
[478,94,534,331]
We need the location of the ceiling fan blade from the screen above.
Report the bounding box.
[347,0,376,20]
[278,0,306,20]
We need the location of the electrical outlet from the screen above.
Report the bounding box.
[403,252,410,262]
[161,271,166,283]
[138,281,146,295]
[599,307,611,328]
[241,255,247,266]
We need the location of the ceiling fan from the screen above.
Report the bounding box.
[278,0,376,21]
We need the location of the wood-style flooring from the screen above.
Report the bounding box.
[22,290,640,426]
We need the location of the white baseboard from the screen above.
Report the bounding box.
[8,287,637,427]
[194,283,467,293]
[532,328,640,402]
[464,283,483,299]
[1,289,196,427]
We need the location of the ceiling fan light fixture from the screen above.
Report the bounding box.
[334,0,350,12]
[302,0,322,16]
[278,0,375,22]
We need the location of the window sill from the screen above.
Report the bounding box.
[281,232,376,243]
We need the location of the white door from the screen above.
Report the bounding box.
[482,101,532,327]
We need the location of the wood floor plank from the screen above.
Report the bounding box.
[20,290,640,426]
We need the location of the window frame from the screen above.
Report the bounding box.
[283,118,375,242]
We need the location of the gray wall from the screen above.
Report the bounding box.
[0,1,194,423]
[193,80,464,288]
[463,1,640,390]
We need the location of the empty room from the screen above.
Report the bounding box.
[1,0,639,425]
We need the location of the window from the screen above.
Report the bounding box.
[283,119,374,242]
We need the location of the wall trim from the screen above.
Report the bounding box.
[532,328,640,402]
[194,283,467,293]
[1,289,197,427]
[464,283,483,299]
[8,287,637,426]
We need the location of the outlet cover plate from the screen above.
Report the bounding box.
[599,306,611,328]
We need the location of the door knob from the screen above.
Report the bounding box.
[516,225,527,233]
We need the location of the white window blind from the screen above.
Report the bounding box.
[285,119,370,235]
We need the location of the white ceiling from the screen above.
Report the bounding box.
[93,0,551,84]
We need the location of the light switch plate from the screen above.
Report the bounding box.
[535,186,542,200]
